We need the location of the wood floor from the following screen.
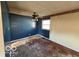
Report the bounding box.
[5,35,79,57]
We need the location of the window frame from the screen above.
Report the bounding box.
[42,19,50,30]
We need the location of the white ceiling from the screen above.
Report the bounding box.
[7,1,79,17]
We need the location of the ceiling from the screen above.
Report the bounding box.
[7,1,79,17]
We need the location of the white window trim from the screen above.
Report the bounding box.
[42,20,50,30]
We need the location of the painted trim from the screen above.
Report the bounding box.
[6,34,48,44]
[43,8,79,18]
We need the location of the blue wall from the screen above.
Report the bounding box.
[9,14,49,40]
[9,14,37,40]
[36,19,42,34]
[1,2,11,42]
[36,19,49,38]
[1,1,49,42]
[1,1,50,43]
[41,30,49,38]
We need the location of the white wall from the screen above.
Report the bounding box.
[0,2,5,57]
[50,12,79,52]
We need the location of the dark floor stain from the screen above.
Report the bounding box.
[5,35,79,57]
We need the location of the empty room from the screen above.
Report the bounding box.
[0,1,79,57]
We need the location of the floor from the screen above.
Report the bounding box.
[5,35,79,57]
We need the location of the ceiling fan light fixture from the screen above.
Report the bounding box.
[32,12,39,21]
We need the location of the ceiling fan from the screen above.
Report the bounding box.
[32,12,39,21]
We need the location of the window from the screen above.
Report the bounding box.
[42,20,50,30]
[32,21,36,28]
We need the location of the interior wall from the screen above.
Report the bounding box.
[36,19,49,38]
[0,2,5,57]
[9,14,37,40]
[1,2,11,42]
[41,30,49,38]
[50,12,79,52]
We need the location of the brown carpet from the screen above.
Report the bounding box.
[5,35,79,57]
